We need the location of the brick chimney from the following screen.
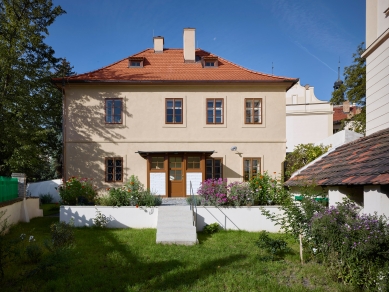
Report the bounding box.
[153,36,164,53]
[183,28,195,63]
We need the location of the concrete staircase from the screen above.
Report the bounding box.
[156,205,197,245]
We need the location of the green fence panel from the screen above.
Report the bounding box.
[0,176,19,203]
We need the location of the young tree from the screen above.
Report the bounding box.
[331,43,366,134]
[0,0,65,180]
[285,143,331,180]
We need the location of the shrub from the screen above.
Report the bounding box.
[50,221,75,249]
[97,176,162,207]
[203,223,220,234]
[93,208,111,228]
[256,231,291,261]
[249,172,288,205]
[25,242,43,263]
[309,200,389,290]
[261,184,327,240]
[39,193,53,204]
[197,178,228,206]
[58,177,97,205]
[186,195,202,206]
[228,182,253,206]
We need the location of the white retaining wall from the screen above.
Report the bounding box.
[60,205,283,232]
[0,198,43,228]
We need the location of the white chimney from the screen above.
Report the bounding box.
[183,28,195,63]
[153,36,164,53]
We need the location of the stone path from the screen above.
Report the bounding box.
[161,198,188,206]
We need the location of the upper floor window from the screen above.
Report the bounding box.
[105,99,122,124]
[206,99,224,124]
[203,56,218,68]
[245,98,262,124]
[166,98,183,124]
[243,158,260,181]
[105,157,123,182]
[205,62,215,67]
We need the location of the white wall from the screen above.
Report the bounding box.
[196,206,283,232]
[315,129,363,149]
[363,185,389,216]
[60,205,283,232]
[60,206,158,228]
[286,81,333,151]
[0,198,43,230]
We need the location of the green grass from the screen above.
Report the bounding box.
[1,218,354,292]
[40,203,60,216]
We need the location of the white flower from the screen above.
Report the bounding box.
[20,233,26,240]
[312,248,318,254]
[29,235,35,242]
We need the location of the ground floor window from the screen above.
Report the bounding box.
[243,158,261,181]
[206,158,223,179]
[105,157,123,182]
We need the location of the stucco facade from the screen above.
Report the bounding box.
[63,84,289,195]
[285,81,333,151]
[362,0,389,135]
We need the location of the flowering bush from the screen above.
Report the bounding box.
[58,177,97,205]
[197,178,253,206]
[97,175,162,207]
[309,200,389,290]
[249,172,288,205]
[197,178,228,206]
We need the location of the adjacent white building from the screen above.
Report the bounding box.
[362,0,389,135]
[286,81,333,151]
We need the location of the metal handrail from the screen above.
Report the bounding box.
[189,181,197,228]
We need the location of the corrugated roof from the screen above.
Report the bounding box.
[285,127,389,187]
[53,49,298,85]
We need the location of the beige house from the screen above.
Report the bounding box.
[362,0,389,135]
[53,28,298,197]
[285,81,333,151]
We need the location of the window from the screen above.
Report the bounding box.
[187,156,200,169]
[243,158,261,181]
[166,98,183,124]
[151,157,164,170]
[206,158,223,179]
[130,61,141,67]
[203,57,218,68]
[205,62,215,67]
[105,157,123,182]
[245,98,262,124]
[105,99,122,124]
[206,99,224,124]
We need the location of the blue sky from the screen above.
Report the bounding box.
[46,0,365,101]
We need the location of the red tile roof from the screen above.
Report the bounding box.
[53,49,298,85]
[333,105,360,122]
[285,127,389,186]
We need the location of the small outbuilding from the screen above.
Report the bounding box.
[285,127,389,216]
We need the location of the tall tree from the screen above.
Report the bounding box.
[0,0,65,180]
[331,43,366,134]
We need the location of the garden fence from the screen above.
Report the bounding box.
[0,176,18,203]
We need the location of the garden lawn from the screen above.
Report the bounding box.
[1,218,354,292]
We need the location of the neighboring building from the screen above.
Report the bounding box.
[284,0,389,216]
[285,128,389,216]
[333,102,362,134]
[53,28,298,197]
[361,0,389,135]
[285,81,333,151]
